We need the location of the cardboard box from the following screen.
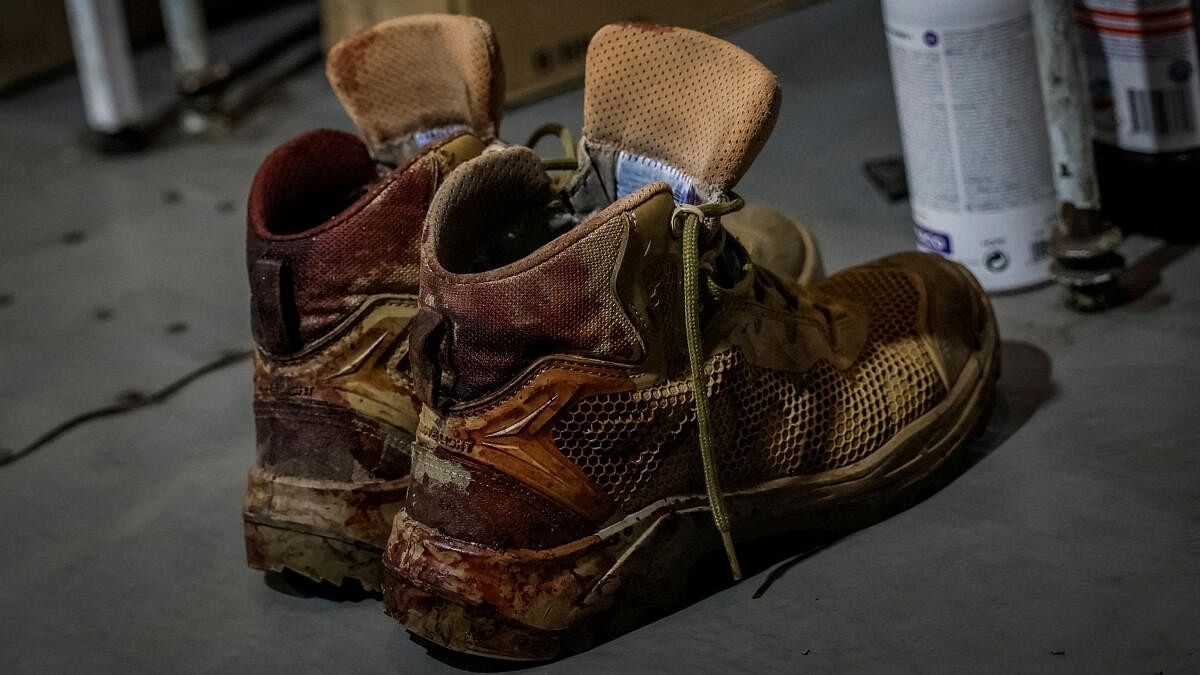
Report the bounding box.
[321,0,811,102]
[0,2,74,92]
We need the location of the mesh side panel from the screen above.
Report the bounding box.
[430,214,643,401]
[247,151,434,344]
[327,14,503,155]
[552,267,946,512]
[582,22,780,191]
[423,147,655,401]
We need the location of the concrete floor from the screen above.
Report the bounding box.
[1,1,1198,673]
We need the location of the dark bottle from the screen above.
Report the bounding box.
[1079,0,1200,242]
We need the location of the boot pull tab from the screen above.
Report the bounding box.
[249,257,301,355]
[408,307,456,413]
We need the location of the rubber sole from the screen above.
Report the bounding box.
[242,468,408,592]
[382,316,1001,660]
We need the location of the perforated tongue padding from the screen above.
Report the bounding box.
[582,22,781,199]
[326,14,504,163]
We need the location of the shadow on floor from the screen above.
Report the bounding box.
[1117,241,1198,311]
[961,339,1056,469]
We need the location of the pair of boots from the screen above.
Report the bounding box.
[243,15,999,661]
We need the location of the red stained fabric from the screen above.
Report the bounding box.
[247,129,435,349]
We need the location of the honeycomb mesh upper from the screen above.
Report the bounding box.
[582,22,781,192]
[551,266,947,514]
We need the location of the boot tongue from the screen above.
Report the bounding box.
[580,22,780,204]
[326,14,504,165]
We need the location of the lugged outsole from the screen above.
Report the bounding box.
[242,468,408,592]
[244,520,385,592]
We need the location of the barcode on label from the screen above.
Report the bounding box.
[1127,88,1196,135]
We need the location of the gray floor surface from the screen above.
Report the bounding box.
[1,1,1198,673]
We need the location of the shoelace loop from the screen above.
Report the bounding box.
[526,123,579,173]
[672,194,745,581]
[519,131,751,580]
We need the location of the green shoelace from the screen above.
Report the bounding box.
[673,196,746,581]
[526,123,579,177]
[524,126,749,580]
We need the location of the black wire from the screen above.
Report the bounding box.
[0,349,252,467]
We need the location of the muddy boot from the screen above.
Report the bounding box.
[242,15,503,591]
[382,22,999,658]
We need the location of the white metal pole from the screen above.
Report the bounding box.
[63,0,144,133]
[1030,0,1101,213]
[159,0,212,90]
[1031,0,1127,310]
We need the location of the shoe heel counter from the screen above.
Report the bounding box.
[404,362,640,550]
[416,147,672,407]
[252,395,411,482]
[406,438,595,550]
[252,298,422,481]
[248,256,303,355]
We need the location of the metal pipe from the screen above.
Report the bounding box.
[159,0,213,92]
[63,0,143,134]
[1030,0,1127,310]
[1031,0,1101,213]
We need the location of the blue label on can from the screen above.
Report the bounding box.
[914,223,952,254]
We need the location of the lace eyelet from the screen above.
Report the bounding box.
[670,203,706,238]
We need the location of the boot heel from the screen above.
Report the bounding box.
[243,520,384,591]
[242,468,408,591]
[381,506,702,660]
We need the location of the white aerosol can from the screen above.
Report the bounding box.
[883,0,1058,292]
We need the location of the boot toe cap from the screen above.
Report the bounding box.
[878,252,990,385]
